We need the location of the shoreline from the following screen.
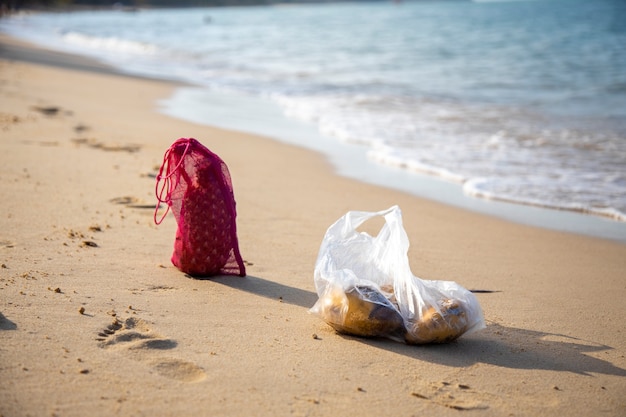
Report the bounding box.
[160,86,626,244]
[2,30,625,243]
[1,32,625,417]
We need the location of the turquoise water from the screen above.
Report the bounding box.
[2,0,626,233]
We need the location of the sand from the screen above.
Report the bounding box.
[1,33,625,417]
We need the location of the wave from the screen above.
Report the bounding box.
[463,177,626,222]
[4,4,625,229]
[60,31,158,56]
[368,146,467,184]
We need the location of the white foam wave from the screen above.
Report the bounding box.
[464,177,626,222]
[269,89,626,224]
[61,31,158,56]
[272,94,383,146]
[368,146,466,184]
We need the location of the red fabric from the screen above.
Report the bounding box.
[155,138,245,277]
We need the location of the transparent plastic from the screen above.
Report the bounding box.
[310,206,485,344]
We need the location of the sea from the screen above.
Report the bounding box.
[2,0,626,241]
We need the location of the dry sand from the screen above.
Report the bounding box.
[1,34,625,417]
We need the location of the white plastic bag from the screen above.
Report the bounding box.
[309,206,485,344]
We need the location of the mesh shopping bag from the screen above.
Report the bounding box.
[155,138,245,277]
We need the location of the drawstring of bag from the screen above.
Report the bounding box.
[154,139,191,225]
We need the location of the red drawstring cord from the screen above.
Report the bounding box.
[154,139,191,225]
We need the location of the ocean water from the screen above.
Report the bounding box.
[2,0,626,235]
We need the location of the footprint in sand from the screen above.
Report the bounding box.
[30,105,63,116]
[71,137,141,153]
[0,112,21,131]
[97,316,206,383]
[0,240,15,249]
[411,381,490,411]
[110,196,156,210]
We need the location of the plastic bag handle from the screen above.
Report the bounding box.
[330,205,401,240]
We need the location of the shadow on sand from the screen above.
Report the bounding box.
[197,274,318,309]
[0,312,17,330]
[353,322,626,377]
[194,274,626,377]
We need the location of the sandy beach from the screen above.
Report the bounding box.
[1,33,625,417]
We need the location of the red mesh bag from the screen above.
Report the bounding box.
[154,138,245,277]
